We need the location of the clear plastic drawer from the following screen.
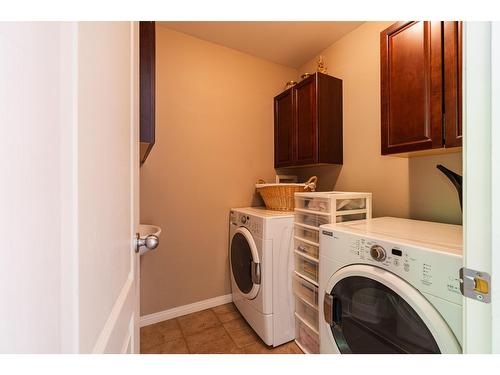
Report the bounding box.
[295,297,319,332]
[295,318,319,354]
[294,225,319,244]
[295,196,329,212]
[294,238,319,259]
[295,212,330,228]
[336,213,367,222]
[292,274,318,307]
[336,198,367,211]
[295,254,319,283]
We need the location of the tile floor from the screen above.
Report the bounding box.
[140,303,303,354]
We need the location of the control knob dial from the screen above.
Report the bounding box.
[370,245,387,262]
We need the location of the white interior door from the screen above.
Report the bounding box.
[462,21,498,353]
[0,21,139,353]
[75,21,140,354]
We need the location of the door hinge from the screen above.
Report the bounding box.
[459,267,491,303]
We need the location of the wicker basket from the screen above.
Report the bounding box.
[255,176,318,211]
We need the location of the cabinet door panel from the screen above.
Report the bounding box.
[274,89,294,168]
[444,21,463,148]
[139,21,156,165]
[381,21,443,154]
[318,74,343,164]
[295,78,317,164]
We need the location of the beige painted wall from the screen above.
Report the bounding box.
[282,22,410,219]
[409,152,462,224]
[284,22,463,224]
[140,25,296,315]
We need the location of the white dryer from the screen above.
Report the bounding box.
[319,217,463,354]
[229,207,295,346]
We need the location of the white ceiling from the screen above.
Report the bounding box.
[158,21,364,68]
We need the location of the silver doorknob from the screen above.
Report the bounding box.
[135,233,159,253]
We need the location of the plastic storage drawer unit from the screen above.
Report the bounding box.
[295,196,329,212]
[294,224,319,244]
[335,197,367,211]
[295,297,319,332]
[295,254,319,284]
[295,212,330,228]
[292,191,373,354]
[336,213,367,222]
[292,274,319,308]
[294,238,319,259]
[295,317,319,354]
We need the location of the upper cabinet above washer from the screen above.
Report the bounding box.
[380,21,462,156]
[274,73,343,168]
[140,21,156,166]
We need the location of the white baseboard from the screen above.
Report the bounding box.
[139,293,233,327]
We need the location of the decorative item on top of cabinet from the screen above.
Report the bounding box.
[140,21,156,166]
[285,80,298,90]
[300,73,311,81]
[317,55,327,74]
[274,72,343,168]
[380,21,462,156]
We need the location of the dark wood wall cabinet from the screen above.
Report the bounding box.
[274,72,343,168]
[140,21,156,165]
[380,21,462,155]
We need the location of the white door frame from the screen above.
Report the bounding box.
[462,21,499,353]
[491,21,500,353]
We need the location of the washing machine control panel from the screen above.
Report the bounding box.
[349,238,403,269]
[230,211,263,237]
[321,230,463,304]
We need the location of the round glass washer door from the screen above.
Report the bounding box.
[323,264,461,354]
[230,227,261,300]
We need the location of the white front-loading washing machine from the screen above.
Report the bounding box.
[229,207,295,346]
[319,217,463,354]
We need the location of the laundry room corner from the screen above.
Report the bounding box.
[138,25,298,317]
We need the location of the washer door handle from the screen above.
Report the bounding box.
[332,295,343,326]
[251,262,261,285]
[324,292,333,325]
